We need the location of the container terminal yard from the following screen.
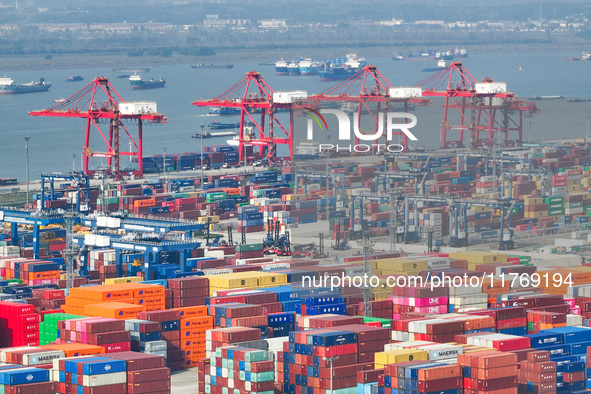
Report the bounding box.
[2,61,591,394]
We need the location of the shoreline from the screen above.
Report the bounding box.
[0,42,587,72]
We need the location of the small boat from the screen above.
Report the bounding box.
[0,77,51,95]
[66,76,84,82]
[129,75,166,90]
[568,52,590,61]
[422,59,446,72]
[208,120,240,129]
[529,95,565,100]
[227,127,255,146]
[53,98,67,103]
[192,131,212,138]
[208,107,241,115]
[191,63,233,69]
[227,135,240,146]
[567,97,591,103]
[113,67,150,73]
[116,74,130,79]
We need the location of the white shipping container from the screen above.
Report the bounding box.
[272,91,307,104]
[555,238,586,248]
[450,294,489,305]
[474,82,507,94]
[119,101,157,115]
[567,314,583,327]
[389,87,422,98]
[82,372,126,387]
[22,350,65,366]
[204,250,225,258]
[480,176,497,182]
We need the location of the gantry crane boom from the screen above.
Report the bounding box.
[29,77,167,179]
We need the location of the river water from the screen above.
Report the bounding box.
[1,48,590,180]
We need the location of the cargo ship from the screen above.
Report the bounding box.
[208,107,241,116]
[529,95,564,100]
[227,127,255,146]
[287,62,300,76]
[274,60,289,75]
[393,48,467,61]
[318,54,366,81]
[568,52,590,61]
[422,59,447,72]
[298,59,323,76]
[0,76,51,95]
[113,67,149,73]
[65,75,83,82]
[208,120,240,130]
[129,75,166,90]
[191,63,234,69]
[191,131,212,138]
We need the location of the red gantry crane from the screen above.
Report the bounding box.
[414,62,539,149]
[192,71,295,163]
[306,65,431,151]
[29,77,167,180]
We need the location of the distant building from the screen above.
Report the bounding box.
[259,19,287,29]
[204,17,250,29]
[414,20,445,26]
[378,18,403,26]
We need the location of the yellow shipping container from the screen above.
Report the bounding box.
[104,276,143,285]
[208,273,259,290]
[525,197,544,205]
[569,185,582,192]
[374,349,428,368]
[198,216,219,224]
[238,271,288,286]
[449,251,507,264]
[373,258,428,272]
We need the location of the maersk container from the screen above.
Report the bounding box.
[148,206,170,214]
[238,212,264,221]
[214,146,236,153]
[241,219,265,227]
[238,206,259,214]
[329,210,346,219]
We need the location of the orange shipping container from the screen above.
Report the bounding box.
[28,271,60,280]
[134,199,156,208]
[69,285,134,301]
[41,343,105,357]
[84,302,146,319]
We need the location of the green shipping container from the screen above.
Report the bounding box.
[236,243,264,252]
[545,196,564,204]
[548,209,565,216]
[362,316,392,328]
[206,192,228,203]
